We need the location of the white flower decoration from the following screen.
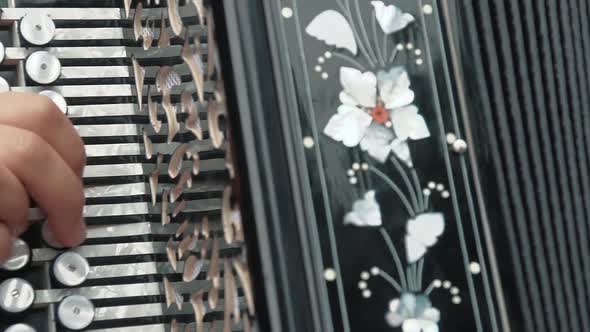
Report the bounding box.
[323,66,430,165]
[344,190,382,226]
[371,1,415,34]
[386,293,440,332]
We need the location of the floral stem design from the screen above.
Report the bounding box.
[332,51,367,71]
[411,168,425,211]
[370,166,416,217]
[406,266,416,291]
[382,32,389,66]
[390,156,421,213]
[388,48,400,65]
[380,227,408,290]
[378,269,403,292]
[417,258,425,290]
[335,0,377,66]
[351,0,379,64]
[425,280,436,295]
[371,12,386,67]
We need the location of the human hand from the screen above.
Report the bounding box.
[0,92,86,261]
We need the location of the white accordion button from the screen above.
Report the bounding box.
[57,295,95,330]
[0,278,35,313]
[20,12,56,45]
[53,252,90,287]
[1,238,30,271]
[25,51,61,85]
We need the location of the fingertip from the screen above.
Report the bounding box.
[0,223,13,262]
[48,218,86,248]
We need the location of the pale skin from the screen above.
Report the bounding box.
[0,92,86,262]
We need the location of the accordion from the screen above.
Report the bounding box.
[1,1,588,332]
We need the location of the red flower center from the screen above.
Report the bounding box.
[371,104,389,123]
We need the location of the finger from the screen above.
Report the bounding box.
[0,223,12,262]
[0,165,29,236]
[0,125,86,247]
[0,92,86,176]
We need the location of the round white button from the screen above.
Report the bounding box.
[57,295,95,330]
[20,12,56,45]
[25,51,61,85]
[0,278,35,313]
[2,238,30,271]
[5,323,36,332]
[53,252,90,287]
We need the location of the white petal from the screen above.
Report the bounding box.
[421,307,441,323]
[339,91,359,106]
[344,190,382,227]
[371,1,415,34]
[391,138,413,167]
[323,105,372,147]
[360,123,395,163]
[391,105,431,140]
[405,235,427,263]
[340,67,377,107]
[305,10,358,55]
[385,311,405,327]
[378,67,415,109]
[406,213,445,262]
[407,213,445,246]
[402,319,422,332]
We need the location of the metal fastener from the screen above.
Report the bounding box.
[20,13,56,45]
[57,295,95,330]
[53,252,90,287]
[0,278,35,313]
[25,51,61,85]
[2,238,30,271]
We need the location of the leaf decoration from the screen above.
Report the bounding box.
[305,10,358,55]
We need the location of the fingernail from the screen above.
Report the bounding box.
[70,219,87,247]
[41,222,64,249]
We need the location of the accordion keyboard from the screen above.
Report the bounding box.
[0,1,255,331]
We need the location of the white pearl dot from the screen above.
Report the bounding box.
[469,262,481,275]
[452,296,462,304]
[362,289,372,298]
[303,136,314,148]
[450,286,460,295]
[433,279,442,288]
[370,266,379,275]
[422,188,431,196]
[281,7,293,18]
[396,43,404,51]
[318,56,325,64]
[436,183,445,191]
[349,177,358,185]
[321,72,329,79]
[314,65,322,72]
[406,43,414,50]
[347,169,355,176]
[352,163,360,170]
[441,191,450,199]
[423,4,433,15]
[416,58,424,66]
[324,268,337,281]
[427,181,436,189]
[361,163,369,171]
[360,271,370,280]
[324,51,332,58]
[358,281,367,289]
[446,132,457,144]
[385,121,393,128]
[415,49,422,56]
[443,280,452,289]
